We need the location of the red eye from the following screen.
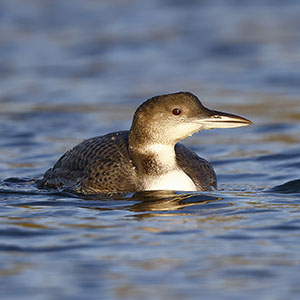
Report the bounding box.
[172,108,181,115]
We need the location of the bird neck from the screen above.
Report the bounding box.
[128,116,179,176]
[129,140,178,177]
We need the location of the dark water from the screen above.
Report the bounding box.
[1,1,300,299]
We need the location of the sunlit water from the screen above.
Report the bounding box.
[1,1,300,299]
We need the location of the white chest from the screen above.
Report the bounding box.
[144,169,197,192]
[136,143,197,192]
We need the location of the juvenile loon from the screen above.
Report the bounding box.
[38,92,252,194]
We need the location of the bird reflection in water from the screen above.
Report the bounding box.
[74,190,223,217]
[127,190,223,216]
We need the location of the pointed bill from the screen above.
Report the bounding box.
[198,110,252,129]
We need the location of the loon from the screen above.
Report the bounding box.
[38,92,252,194]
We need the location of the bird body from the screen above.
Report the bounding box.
[38,92,251,194]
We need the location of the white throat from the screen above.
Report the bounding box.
[140,144,197,192]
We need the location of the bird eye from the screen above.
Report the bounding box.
[172,108,181,115]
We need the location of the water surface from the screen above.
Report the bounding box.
[1,1,300,299]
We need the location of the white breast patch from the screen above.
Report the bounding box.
[144,169,197,192]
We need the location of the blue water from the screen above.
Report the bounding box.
[1,1,300,299]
